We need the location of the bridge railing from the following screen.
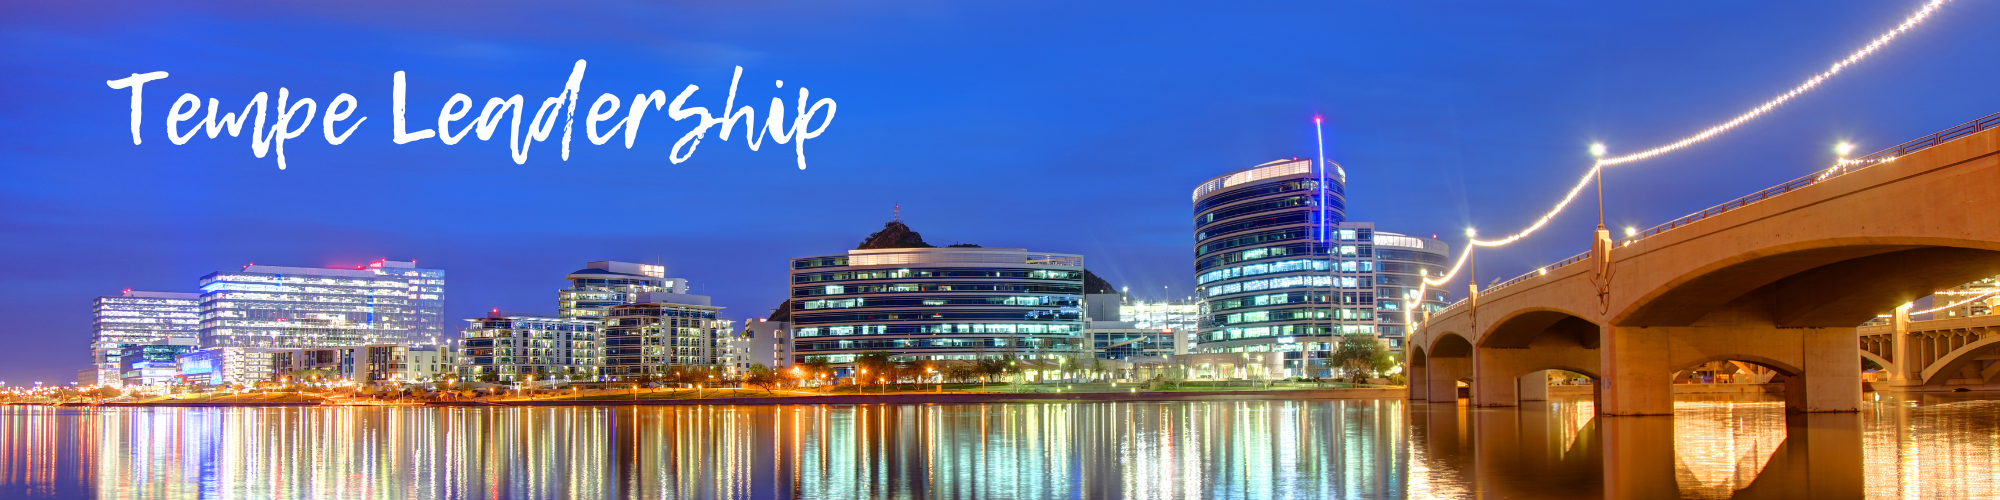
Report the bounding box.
[1486,251,1591,295]
[1635,111,2000,241]
[1427,111,2000,321]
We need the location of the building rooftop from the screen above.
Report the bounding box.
[1190,158,1341,202]
[797,247,1083,268]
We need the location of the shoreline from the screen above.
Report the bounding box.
[5,387,1407,408]
[453,387,1408,407]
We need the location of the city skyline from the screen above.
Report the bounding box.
[6,0,2000,385]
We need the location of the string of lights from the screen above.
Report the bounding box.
[1417,0,1952,291]
[1911,290,1997,316]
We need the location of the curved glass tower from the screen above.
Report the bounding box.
[1192,159,1357,377]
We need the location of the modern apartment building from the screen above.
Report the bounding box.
[91,290,200,386]
[787,247,1087,371]
[600,292,732,380]
[559,261,687,319]
[727,318,792,372]
[196,259,445,349]
[458,312,603,383]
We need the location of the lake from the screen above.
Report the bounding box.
[1,393,1995,499]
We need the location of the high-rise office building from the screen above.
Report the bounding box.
[91,290,200,386]
[788,247,1086,372]
[1367,226,1452,347]
[600,292,732,380]
[1190,160,1451,377]
[197,259,445,349]
[1192,159,1365,377]
[559,261,687,319]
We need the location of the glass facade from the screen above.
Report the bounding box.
[116,343,196,387]
[1088,328,1176,360]
[91,291,200,386]
[1368,229,1452,346]
[459,313,604,383]
[789,248,1086,371]
[1192,159,1360,377]
[174,347,275,387]
[195,260,446,349]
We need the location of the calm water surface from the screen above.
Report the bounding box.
[1,394,1995,499]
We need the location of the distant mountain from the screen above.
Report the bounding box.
[767,221,1117,323]
[1082,269,1117,295]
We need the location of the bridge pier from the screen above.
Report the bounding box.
[1519,370,1550,401]
[1427,356,1468,403]
[1600,327,1673,416]
[1791,328,1863,413]
[1468,338,1599,407]
[1880,305,1927,389]
[1472,349,1519,407]
[1407,362,1429,400]
[1598,325,1861,415]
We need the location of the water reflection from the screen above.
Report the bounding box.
[0,393,1993,499]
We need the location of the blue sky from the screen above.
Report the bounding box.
[2,0,1996,383]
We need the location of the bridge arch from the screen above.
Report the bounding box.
[1479,307,1601,349]
[1920,335,2000,386]
[1429,332,1473,358]
[1408,345,1428,367]
[1859,350,1895,377]
[1673,355,1802,378]
[1614,237,2000,328]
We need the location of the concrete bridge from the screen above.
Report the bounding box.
[1860,309,2000,390]
[1408,114,2000,416]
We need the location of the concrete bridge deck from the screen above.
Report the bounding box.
[1410,113,2000,415]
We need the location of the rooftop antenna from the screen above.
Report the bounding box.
[894,203,900,222]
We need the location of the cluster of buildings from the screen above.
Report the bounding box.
[83,259,735,390]
[80,156,1458,388]
[85,260,453,389]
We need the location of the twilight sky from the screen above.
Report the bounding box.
[2,0,1996,383]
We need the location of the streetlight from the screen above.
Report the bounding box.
[1836,142,1856,157]
[1590,143,1606,157]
